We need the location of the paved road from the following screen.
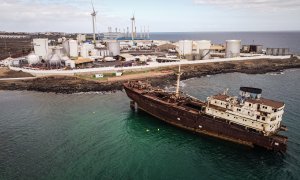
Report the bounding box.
[0,77,36,81]
[8,55,292,77]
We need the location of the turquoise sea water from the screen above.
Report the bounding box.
[0,69,299,180]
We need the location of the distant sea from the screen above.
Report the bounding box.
[1,69,300,179]
[150,31,300,54]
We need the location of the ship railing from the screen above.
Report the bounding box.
[185,94,200,101]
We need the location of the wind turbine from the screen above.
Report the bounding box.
[91,0,97,44]
[130,13,136,42]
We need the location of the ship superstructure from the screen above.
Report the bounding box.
[206,87,285,136]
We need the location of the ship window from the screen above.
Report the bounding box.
[249,103,252,107]
[262,117,265,121]
[257,115,260,119]
[215,101,217,104]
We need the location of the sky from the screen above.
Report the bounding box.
[1,0,300,33]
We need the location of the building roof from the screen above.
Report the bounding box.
[246,98,284,109]
[210,44,225,50]
[157,43,176,51]
[120,53,134,58]
[212,94,230,101]
[74,58,94,65]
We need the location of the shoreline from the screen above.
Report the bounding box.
[0,58,299,94]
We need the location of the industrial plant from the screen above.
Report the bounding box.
[0,1,294,75]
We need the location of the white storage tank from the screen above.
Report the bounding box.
[69,40,78,57]
[100,49,109,57]
[53,47,63,56]
[33,38,48,59]
[27,53,40,65]
[80,46,88,58]
[196,40,211,60]
[48,53,62,65]
[91,49,99,56]
[225,40,241,58]
[62,40,70,55]
[178,40,193,56]
[108,42,120,56]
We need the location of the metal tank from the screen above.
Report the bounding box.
[27,53,40,65]
[91,49,99,56]
[107,41,120,56]
[272,48,279,56]
[178,40,193,56]
[80,46,87,58]
[62,40,70,56]
[48,53,62,65]
[196,40,211,60]
[69,40,78,57]
[33,38,49,59]
[225,40,241,58]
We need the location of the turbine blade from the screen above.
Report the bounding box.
[91,0,95,13]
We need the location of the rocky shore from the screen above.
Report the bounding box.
[0,58,299,94]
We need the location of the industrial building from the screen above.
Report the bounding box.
[266,48,290,56]
[242,45,263,54]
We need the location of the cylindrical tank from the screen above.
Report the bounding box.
[53,47,63,56]
[272,48,278,56]
[62,40,70,56]
[80,46,88,58]
[196,40,211,60]
[61,56,70,61]
[178,40,193,56]
[69,40,78,57]
[48,53,62,65]
[91,49,99,56]
[107,42,120,56]
[27,53,40,65]
[225,40,241,58]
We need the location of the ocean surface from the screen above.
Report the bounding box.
[150,31,300,54]
[1,69,300,180]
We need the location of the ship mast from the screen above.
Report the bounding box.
[175,64,182,98]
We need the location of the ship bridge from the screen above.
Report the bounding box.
[206,87,285,136]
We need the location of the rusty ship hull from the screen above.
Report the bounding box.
[124,83,287,152]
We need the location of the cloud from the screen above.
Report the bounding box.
[193,0,300,10]
[0,0,127,32]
